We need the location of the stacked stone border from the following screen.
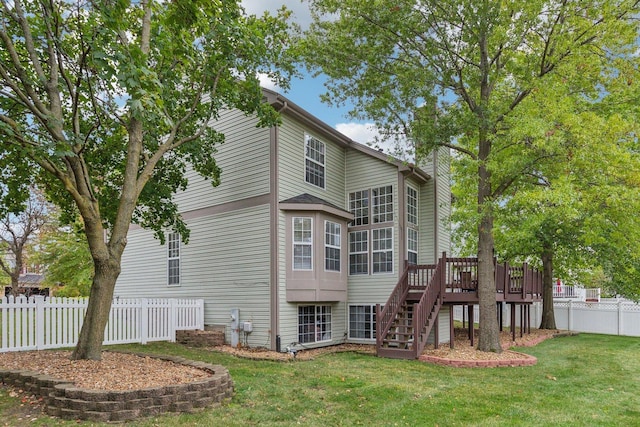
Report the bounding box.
[0,352,233,423]
[418,350,537,367]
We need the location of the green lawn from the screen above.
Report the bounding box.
[1,333,639,426]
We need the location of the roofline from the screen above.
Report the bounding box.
[262,88,431,183]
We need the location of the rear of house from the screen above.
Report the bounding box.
[114,89,451,351]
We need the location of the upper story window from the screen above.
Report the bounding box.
[305,134,325,189]
[372,227,394,273]
[348,230,369,275]
[167,232,181,286]
[349,190,369,226]
[407,228,418,265]
[325,221,341,272]
[293,217,313,270]
[407,185,418,225]
[372,185,393,223]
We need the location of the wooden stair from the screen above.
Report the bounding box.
[376,257,445,359]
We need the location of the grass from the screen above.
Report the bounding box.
[1,333,639,426]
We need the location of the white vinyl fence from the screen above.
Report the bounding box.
[0,296,204,353]
[453,299,640,337]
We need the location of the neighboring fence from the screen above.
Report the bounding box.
[0,296,204,353]
[453,299,640,337]
[553,285,601,302]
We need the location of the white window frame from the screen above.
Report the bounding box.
[407,228,418,265]
[372,185,393,223]
[372,227,394,274]
[348,230,369,275]
[304,134,326,189]
[348,190,369,226]
[407,185,418,226]
[298,305,332,344]
[167,232,181,287]
[348,304,377,340]
[293,217,313,271]
[324,220,341,272]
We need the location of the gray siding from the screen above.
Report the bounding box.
[116,204,272,347]
[345,149,400,305]
[173,109,271,213]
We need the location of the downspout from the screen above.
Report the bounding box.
[270,100,289,352]
[433,149,439,262]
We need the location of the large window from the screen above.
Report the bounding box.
[293,217,312,270]
[407,185,418,225]
[349,305,377,339]
[349,230,369,275]
[407,228,418,265]
[372,227,393,273]
[305,134,325,189]
[325,221,341,272]
[167,232,180,286]
[372,185,393,223]
[298,305,332,343]
[349,190,369,226]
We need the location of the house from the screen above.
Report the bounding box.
[114,88,452,352]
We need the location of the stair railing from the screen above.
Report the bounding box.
[411,256,446,358]
[376,267,411,350]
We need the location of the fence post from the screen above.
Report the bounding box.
[35,296,45,350]
[568,300,573,331]
[169,299,177,342]
[618,300,623,336]
[197,299,205,330]
[140,298,148,345]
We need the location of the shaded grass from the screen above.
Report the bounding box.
[1,333,639,426]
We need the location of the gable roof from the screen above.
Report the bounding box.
[262,88,431,184]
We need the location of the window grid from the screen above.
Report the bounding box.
[325,221,341,272]
[407,228,418,265]
[372,186,393,223]
[407,186,418,225]
[349,230,369,275]
[305,134,325,189]
[293,217,312,270]
[349,305,377,339]
[372,227,393,273]
[349,190,369,226]
[167,232,180,286]
[298,305,332,344]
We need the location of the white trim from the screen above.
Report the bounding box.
[304,133,326,190]
[372,227,394,274]
[324,220,341,272]
[292,216,313,271]
[348,229,369,276]
[167,232,181,287]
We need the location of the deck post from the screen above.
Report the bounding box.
[468,304,474,347]
[511,304,516,342]
[449,306,455,349]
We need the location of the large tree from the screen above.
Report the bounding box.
[301,0,639,352]
[0,0,295,359]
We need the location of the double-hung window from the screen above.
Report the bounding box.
[305,134,325,189]
[348,230,369,275]
[349,190,369,226]
[372,185,393,223]
[407,186,418,226]
[349,305,377,339]
[167,232,181,286]
[372,227,393,273]
[293,217,312,270]
[407,185,418,264]
[325,221,341,272]
[407,228,418,265]
[298,305,332,343]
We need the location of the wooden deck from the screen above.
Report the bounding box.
[376,256,543,359]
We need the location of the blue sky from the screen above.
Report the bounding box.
[240,0,382,147]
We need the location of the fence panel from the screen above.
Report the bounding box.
[0,296,204,353]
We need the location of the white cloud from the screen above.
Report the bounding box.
[257,73,281,92]
[336,122,414,162]
[241,0,314,28]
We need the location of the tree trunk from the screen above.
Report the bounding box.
[71,256,121,360]
[539,244,557,329]
[476,204,502,352]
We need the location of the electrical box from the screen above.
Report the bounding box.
[242,321,253,333]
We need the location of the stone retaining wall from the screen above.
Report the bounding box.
[177,329,225,347]
[0,354,233,422]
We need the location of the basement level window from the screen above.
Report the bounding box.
[298,305,332,344]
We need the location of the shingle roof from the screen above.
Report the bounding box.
[280,193,345,211]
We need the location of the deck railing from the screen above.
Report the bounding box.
[376,267,411,350]
[410,257,445,358]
